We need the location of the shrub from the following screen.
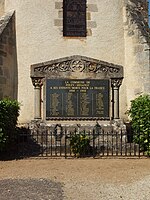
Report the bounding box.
[127,94,150,155]
[70,133,91,157]
[0,98,20,151]
[0,128,7,151]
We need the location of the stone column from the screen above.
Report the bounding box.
[32,77,43,120]
[111,78,123,119]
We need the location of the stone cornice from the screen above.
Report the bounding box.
[31,55,123,79]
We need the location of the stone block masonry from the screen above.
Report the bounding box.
[122,0,150,114]
[0,11,17,100]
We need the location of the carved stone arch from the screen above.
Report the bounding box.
[30,55,123,120]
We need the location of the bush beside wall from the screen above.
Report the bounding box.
[128,94,150,155]
[0,98,20,151]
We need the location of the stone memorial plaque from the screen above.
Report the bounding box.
[46,79,109,119]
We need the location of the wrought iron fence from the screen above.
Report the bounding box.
[13,125,147,158]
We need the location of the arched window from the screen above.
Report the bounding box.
[63,0,86,37]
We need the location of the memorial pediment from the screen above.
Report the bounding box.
[31,55,123,79]
[30,55,124,121]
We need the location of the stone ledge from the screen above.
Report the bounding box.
[87,29,92,36]
[58,10,63,18]
[87,4,98,12]
[86,12,91,20]
[87,21,97,29]
[54,19,63,27]
[55,2,63,10]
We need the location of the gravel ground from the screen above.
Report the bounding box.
[0,179,63,200]
[0,158,150,200]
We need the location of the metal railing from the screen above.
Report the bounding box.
[15,126,147,158]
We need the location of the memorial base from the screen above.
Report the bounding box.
[29,119,126,134]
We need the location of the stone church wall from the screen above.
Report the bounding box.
[0,0,5,17]
[0,11,17,100]
[2,0,149,123]
[123,0,150,113]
